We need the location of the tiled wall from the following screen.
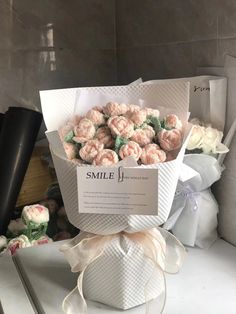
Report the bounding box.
[2,0,236,112]
[116,0,236,84]
[0,0,116,114]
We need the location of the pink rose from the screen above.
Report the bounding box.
[108,116,134,139]
[79,139,104,163]
[127,109,147,126]
[59,124,74,141]
[158,129,182,151]
[63,143,77,160]
[93,149,119,166]
[103,102,128,116]
[73,118,96,143]
[130,125,155,146]
[32,235,52,246]
[145,108,160,118]
[141,144,166,165]
[95,126,114,148]
[86,109,105,126]
[165,114,182,130]
[119,141,142,161]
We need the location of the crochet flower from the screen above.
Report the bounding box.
[7,235,31,256]
[86,109,105,126]
[63,143,77,160]
[73,118,96,143]
[103,102,128,116]
[22,204,49,225]
[79,139,104,163]
[128,109,147,126]
[145,107,160,118]
[164,114,182,130]
[119,141,142,161]
[158,129,182,151]
[130,125,155,146]
[95,126,114,148]
[141,143,166,165]
[93,149,119,166]
[108,116,134,139]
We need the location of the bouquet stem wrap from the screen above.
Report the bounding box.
[60,228,186,314]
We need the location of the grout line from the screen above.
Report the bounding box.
[117,35,236,50]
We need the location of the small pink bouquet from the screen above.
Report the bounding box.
[59,102,184,166]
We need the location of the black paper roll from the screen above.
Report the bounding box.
[0,107,42,234]
[0,113,4,133]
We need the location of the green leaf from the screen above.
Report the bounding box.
[115,136,128,153]
[64,130,75,143]
[146,116,162,134]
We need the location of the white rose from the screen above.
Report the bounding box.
[7,235,31,255]
[0,236,7,251]
[22,204,49,225]
[187,125,205,150]
[201,127,223,154]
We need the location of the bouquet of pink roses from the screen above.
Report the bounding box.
[59,102,183,167]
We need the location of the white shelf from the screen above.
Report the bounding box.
[14,239,236,314]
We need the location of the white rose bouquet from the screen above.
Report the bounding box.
[165,118,231,248]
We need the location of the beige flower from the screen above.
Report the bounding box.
[86,109,105,126]
[127,109,147,126]
[145,107,160,118]
[103,102,128,116]
[108,116,134,139]
[95,126,114,148]
[141,144,166,165]
[79,139,104,163]
[93,149,119,166]
[130,125,155,146]
[158,129,182,151]
[73,118,96,143]
[165,114,182,130]
[119,141,142,161]
[187,125,205,150]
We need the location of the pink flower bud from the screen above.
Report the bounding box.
[158,129,182,151]
[108,116,134,139]
[93,149,119,166]
[73,118,96,143]
[130,125,155,146]
[119,141,142,161]
[79,139,104,163]
[141,143,166,165]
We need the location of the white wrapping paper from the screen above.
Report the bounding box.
[60,228,186,312]
[164,154,222,248]
[40,82,191,234]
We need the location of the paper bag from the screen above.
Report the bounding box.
[143,76,227,131]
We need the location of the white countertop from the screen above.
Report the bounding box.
[11,238,236,314]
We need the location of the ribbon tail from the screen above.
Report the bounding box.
[62,270,87,314]
[157,227,186,274]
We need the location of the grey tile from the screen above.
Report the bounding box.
[218,37,236,61]
[117,43,194,84]
[116,0,219,48]
[191,39,223,68]
[3,0,115,50]
[217,0,236,38]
